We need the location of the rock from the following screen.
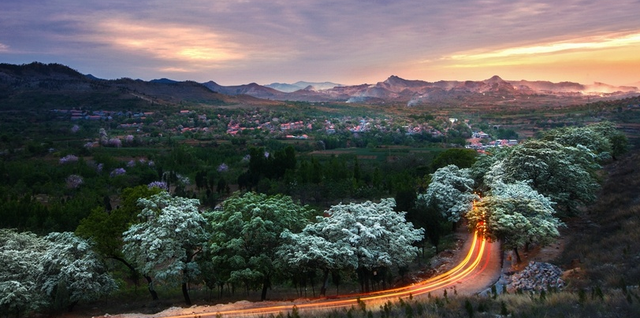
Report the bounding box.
[506,261,564,293]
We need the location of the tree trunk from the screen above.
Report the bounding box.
[181,282,192,306]
[260,276,271,301]
[110,256,139,287]
[358,268,371,293]
[514,247,522,263]
[320,269,329,296]
[144,275,159,300]
[332,271,341,295]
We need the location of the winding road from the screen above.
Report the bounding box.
[116,231,500,318]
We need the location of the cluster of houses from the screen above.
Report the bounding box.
[466,130,518,152]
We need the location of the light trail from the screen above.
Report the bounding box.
[151,231,491,318]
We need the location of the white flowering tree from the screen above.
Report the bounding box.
[0,229,46,317]
[281,199,423,293]
[122,191,209,305]
[277,222,357,296]
[209,192,313,301]
[487,140,600,215]
[542,121,628,160]
[1,229,116,316]
[466,181,563,263]
[419,164,479,225]
[76,186,162,301]
[38,232,117,312]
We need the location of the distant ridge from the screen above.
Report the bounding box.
[204,74,638,105]
[266,81,342,92]
[0,62,638,108]
[150,78,179,84]
[0,62,270,110]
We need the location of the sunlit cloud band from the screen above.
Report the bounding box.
[449,32,640,61]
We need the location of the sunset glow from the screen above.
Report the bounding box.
[1,0,639,85]
[449,32,640,61]
[97,20,244,66]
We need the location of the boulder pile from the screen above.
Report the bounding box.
[507,261,565,292]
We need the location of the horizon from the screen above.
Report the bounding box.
[1,1,640,86]
[6,61,640,90]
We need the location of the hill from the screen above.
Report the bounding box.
[1,62,638,109]
[0,62,268,110]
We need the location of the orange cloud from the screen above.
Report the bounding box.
[448,31,640,62]
[96,19,245,66]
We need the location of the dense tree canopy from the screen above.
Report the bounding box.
[542,121,628,160]
[209,192,314,300]
[0,229,46,317]
[466,181,563,262]
[280,199,423,293]
[0,229,116,316]
[122,191,208,305]
[39,232,117,312]
[419,165,478,223]
[485,140,600,215]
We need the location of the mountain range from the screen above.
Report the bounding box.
[203,75,639,105]
[1,62,638,109]
[265,81,342,92]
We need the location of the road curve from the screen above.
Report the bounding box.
[123,231,498,318]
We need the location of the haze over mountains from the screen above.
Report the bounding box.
[1,62,638,109]
[204,74,639,105]
[265,81,342,92]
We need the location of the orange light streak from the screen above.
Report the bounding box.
[153,231,490,318]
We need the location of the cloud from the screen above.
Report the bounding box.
[448,32,640,61]
[94,19,245,66]
[1,0,639,84]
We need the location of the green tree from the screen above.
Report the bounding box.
[543,121,628,160]
[486,140,600,215]
[75,186,161,300]
[209,192,314,300]
[430,148,478,172]
[412,197,446,253]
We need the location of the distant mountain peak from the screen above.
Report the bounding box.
[485,75,505,83]
[265,81,341,92]
[150,78,178,84]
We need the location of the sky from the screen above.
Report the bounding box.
[1,0,639,86]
